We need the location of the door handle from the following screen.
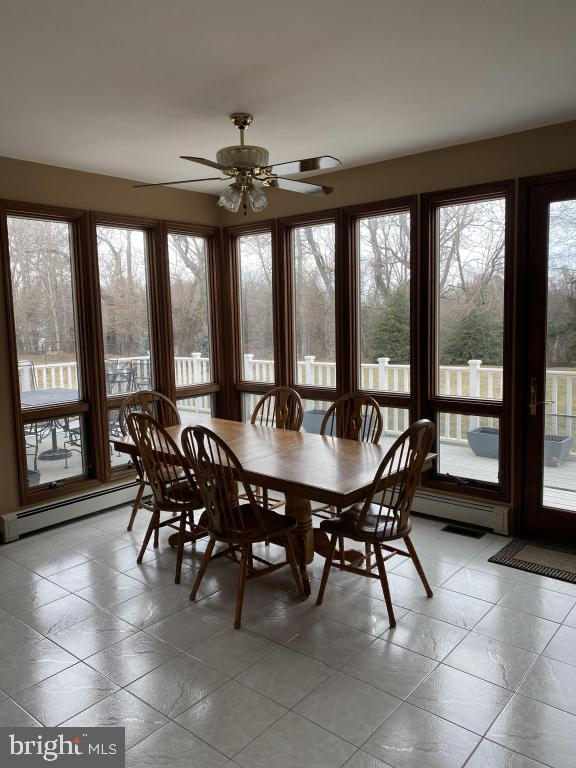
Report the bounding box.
[529,377,554,416]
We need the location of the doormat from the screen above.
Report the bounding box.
[488,538,576,583]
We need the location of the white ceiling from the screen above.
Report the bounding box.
[1,0,575,193]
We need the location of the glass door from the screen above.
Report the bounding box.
[523,179,576,539]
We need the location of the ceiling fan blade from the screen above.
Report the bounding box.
[133,177,225,188]
[268,177,334,196]
[265,155,341,175]
[180,155,228,171]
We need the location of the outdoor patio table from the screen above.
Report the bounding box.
[20,388,79,459]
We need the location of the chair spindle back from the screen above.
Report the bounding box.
[357,419,434,535]
[126,412,197,510]
[119,390,180,436]
[321,392,383,444]
[251,387,304,431]
[181,425,266,539]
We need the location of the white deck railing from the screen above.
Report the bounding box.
[19,355,576,444]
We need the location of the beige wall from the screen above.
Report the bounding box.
[219,120,576,225]
[2,120,576,519]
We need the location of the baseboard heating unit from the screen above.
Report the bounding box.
[412,488,509,534]
[0,482,139,543]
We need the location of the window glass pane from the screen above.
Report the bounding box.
[379,407,411,448]
[8,216,81,406]
[293,223,336,387]
[543,200,576,511]
[301,399,334,433]
[177,395,213,425]
[96,226,152,395]
[238,233,274,382]
[358,212,411,393]
[437,412,500,484]
[168,233,211,387]
[24,415,86,489]
[108,408,129,469]
[436,199,506,400]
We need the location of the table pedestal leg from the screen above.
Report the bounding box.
[284,494,313,597]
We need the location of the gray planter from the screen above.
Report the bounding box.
[467,427,499,459]
[544,435,574,467]
[302,409,326,434]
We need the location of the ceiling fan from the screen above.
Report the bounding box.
[134,113,341,214]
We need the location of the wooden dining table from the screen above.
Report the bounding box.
[112,414,435,596]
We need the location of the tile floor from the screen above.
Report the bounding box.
[1,508,576,768]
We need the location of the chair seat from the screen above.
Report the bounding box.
[320,503,412,542]
[156,478,203,512]
[211,505,297,544]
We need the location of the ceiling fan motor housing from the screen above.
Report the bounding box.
[216,145,270,169]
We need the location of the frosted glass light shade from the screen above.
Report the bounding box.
[246,184,268,212]
[217,183,243,212]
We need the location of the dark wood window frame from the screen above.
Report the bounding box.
[161,221,221,404]
[419,180,516,502]
[224,185,515,504]
[224,221,280,420]
[342,196,418,416]
[279,210,340,405]
[1,201,220,505]
[1,201,100,504]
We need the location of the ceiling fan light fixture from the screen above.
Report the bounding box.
[246,183,268,212]
[135,113,341,216]
[217,183,243,212]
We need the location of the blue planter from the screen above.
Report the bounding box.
[467,427,499,459]
[302,409,326,434]
[544,435,573,467]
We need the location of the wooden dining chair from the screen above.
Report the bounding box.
[316,419,435,628]
[126,412,206,580]
[181,424,305,629]
[316,392,383,562]
[249,386,304,511]
[120,390,181,531]
[320,392,383,444]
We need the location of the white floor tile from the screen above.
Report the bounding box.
[176,680,286,758]
[363,702,480,768]
[488,694,576,768]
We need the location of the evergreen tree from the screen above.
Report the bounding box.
[441,307,503,365]
[365,285,410,363]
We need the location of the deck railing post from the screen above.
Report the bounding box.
[244,353,254,381]
[191,352,202,384]
[304,355,315,385]
[377,357,390,391]
[468,359,482,430]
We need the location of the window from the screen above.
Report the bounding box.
[23,416,87,488]
[300,398,334,433]
[177,394,213,424]
[437,412,500,484]
[96,226,153,396]
[3,205,221,504]
[168,233,212,387]
[6,214,89,493]
[238,232,274,382]
[9,217,81,404]
[358,211,411,393]
[436,198,506,400]
[293,223,336,387]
